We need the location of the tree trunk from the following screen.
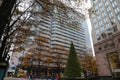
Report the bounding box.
[0,0,17,61]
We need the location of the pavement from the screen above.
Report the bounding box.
[4,77,54,80]
[4,77,26,80]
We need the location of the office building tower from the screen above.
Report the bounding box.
[51,4,86,67]
[9,0,90,75]
[89,0,120,77]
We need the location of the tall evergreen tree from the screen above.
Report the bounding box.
[64,42,82,78]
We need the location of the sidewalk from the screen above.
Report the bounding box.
[4,77,27,80]
[4,77,26,80]
[4,77,52,80]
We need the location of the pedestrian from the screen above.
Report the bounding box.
[83,69,87,79]
[51,74,55,80]
[26,73,30,80]
[55,73,59,79]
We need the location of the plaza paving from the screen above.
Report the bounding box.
[4,77,52,80]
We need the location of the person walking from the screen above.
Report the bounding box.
[51,74,55,80]
[55,73,59,79]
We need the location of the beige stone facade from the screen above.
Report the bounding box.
[94,31,120,76]
[89,0,120,76]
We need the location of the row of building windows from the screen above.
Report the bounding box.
[51,39,84,51]
[95,23,111,38]
[110,0,113,2]
[98,38,120,51]
[93,9,119,26]
[52,34,84,46]
[52,31,85,43]
[53,27,82,39]
[52,24,85,37]
[93,18,115,32]
[92,0,120,42]
[96,26,119,41]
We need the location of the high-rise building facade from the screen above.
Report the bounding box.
[10,0,87,72]
[89,0,120,77]
[51,4,86,67]
[90,0,120,43]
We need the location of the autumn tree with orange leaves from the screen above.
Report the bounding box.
[81,54,98,77]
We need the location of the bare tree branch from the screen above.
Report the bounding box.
[9,3,35,29]
[9,0,22,20]
[7,14,31,38]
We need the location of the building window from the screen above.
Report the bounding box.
[102,12,106,17]
[95,29,100,35]
[115,7,120,13]
[112,1,117,7]
[109,12,113,18]
[106,24,110,30]
[99,2,102,7]
[111,18,116,23]
[107,7,111,12]
[117,7,120,12]
[110,0,112,2]
[118,38,120,43]
[105,1,108,6]
[104,18,108,23]
[98,47,102,50]
[96,10,100,15]
[107,53,120,74]
[97,36,101,41]
[117,15,120,20]
[94,24,98,29]
[100,7,104,12]
[114,1,117,6]
[98,21,102,26]
[112,3,115,7]
[101,32,107,38]
[113,25,118,32]
[100,26,105,32]
[108,32,113,36]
